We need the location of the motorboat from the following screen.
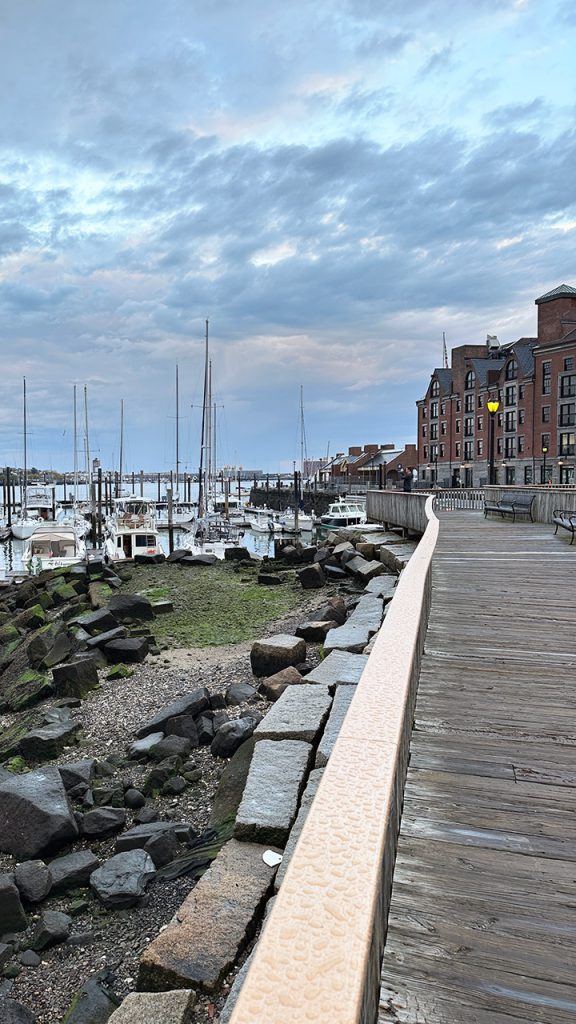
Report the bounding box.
[24,523,87,573]
[280,507,315,533]
[155,501,196,528]
[319,499,367,529]
[104,497,163,561]
[12,485,58,540]
[188,516,244,559]
[246,508,286,534]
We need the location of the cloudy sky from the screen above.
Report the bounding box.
[0,0,574,473]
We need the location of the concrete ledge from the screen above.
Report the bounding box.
[228,496,438,1024]
[107,990,196,1024]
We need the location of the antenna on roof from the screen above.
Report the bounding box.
[442,332,448,369]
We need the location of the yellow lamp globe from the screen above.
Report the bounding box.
[487,399,500,414]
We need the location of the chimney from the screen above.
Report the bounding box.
[536,285,576,344]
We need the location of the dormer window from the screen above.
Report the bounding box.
[431,379,440,397]
[505,359,517,381]
[465,370,475,390]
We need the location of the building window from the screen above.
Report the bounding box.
[519,409,525,425]
[505,359,517,381]
[464,394,474,413]
[440,401,446,415]
[542,406,550,423]
[477,439,483,456]
[497,413,503,427]
[455,442,461,458]
[518,436,524,453]
[560,403,576,427]
[456,398,461,412]
[560,374,576,398]
[464,417,474,437]
[465,370,475,390]
[519,384,525,399]
[497,438,503,454]
[542,360,551,395]
[430,423,438,440]
[505,411,516,432]
[478,394,483,408]
[441,421,447,435]
[422,406,427,418]
[431,379,440,397]
[439,443,445,457]
[505,385,516,406]
[455,419,460,433]
[560,432,575,456]
[421,469,427,480]
[423,445,428,460]
[505,466,516,484]
[505,437,516,458]
[422,424,427,437]
[477,416,483,431]
[541,433,550,450]
[564,357,574,372]
[430,401,439,418]
[524,465,533,484]
[464,441,473,460]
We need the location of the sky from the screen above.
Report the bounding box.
[0,0,575,474]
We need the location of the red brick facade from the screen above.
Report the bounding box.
[416,285,576,486]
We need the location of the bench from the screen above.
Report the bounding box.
[553,509,576,544]
[484,494,535,522]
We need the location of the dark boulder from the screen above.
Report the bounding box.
[32,910,71,951]
[225,681,259,706]
[58,760,96,792]
[52,658,99,699]
[143,830,179,867]
[81,807,126,839]
[90,850,156,908]
[115,820,192,852]
[0,873,28,932]
[166,548,192,563]
[103,637,149,664]
[48,850,100,895]
[135,688,210,738]
[14,860,52,904]
[0,999,37,1024]
[210,715,262,759]
[86,627,128,649]
[107,594,154,622]
[148,734,191,761]
[179,554,218,566]
[297,563,326,589]
[0,766,78,859]
[164,715,199,745]
[20,719,80,761]
[134,553,165,565]
[60,970,121,1024]
[224,546,251,562]
[75,609,118,635]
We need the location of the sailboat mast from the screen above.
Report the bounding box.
[23,377,27,514]
[119,399,124,498]
[300,384,305,479]
[175,364,180,498]
[213,401,217,489]
[73,384,78,506]
[198,320,209,518]
[206,359,212,504]
[84,386,91,502]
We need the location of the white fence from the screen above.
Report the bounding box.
[417,488,485,510]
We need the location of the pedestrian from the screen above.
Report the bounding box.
[403,467,413,493]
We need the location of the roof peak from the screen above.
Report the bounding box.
[535,284,576,305]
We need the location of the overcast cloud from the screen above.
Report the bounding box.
[0,0,574,472]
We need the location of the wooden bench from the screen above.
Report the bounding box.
[553,509,576,544]
[484,494,535,522]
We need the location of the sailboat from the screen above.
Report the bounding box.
[156,365,196,528]
[104,399,163,561]
[56,385,91,539]
[280,386,314,533]
[12,379,46,540]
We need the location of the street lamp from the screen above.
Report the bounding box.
[486,399,500,485]
[542,445,548,484]
[558,459,564,485]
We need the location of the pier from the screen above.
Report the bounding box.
[229,493,576,1024]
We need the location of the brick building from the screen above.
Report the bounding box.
[416,284,576,486]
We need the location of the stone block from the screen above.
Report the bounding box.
[364,575,397,601]
[274,767,325,891]
[297,563,325,589]
[323,623,370,654]
[315,685,356,768]
[295,620,338,641]
[52,657,99,698]
[49,850,100,895]
[345,556,385,581]
[138,839,278,992]
[254,685,332,744]
[0,766,79,859]
[250,634,306,677]
[305,650,369,687]
[234,739,313,846]
[379,542,418,573]
[107,990,196,1024]
[258,666,303,701]
[0,873,28,932]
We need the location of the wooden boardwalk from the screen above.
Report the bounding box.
[379,511,576,1024]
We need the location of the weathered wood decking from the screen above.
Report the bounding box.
[379,511,576,1024]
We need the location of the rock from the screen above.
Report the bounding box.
[250,634,306,677]
[52,658,99,699]
[333,541,355,557]
[0,873,28,932]
[257,573,284,586]
[365,575,397,601]
[225,681,258,706]
[164,716,199,745]
[151,600,173,615]
[14,860,52,904]
[316,684,356,767]
[179,554,218,566]
[295,620,338,641]
[90,850,156,908]
[345,555,385,581]
[14,604,46,631]
[75,609,119,634]
[134,806,159,825]
[209,738,256,828]
[274,767,325,891]
[138,839,279,992]
[257,666,304,701]
[115,821,190,852]
[143,830,179,868]
[0,998,37,1024]
[26,625,58,668]
[61,969,121,1024]
[224,546,251,562]
[254,685,332,744]
[324,565,347,580]
[19,949,41,967]
[323,623,371,654]
[0,766,78,859]
[32,909,71,950]
[297,563,325,589]
[103,637,149,664]
[106,664,133,680]
[81,807,126,838]
[235,739,313,846]
[194,715,214,745]
[108,594,154,621]
[347,594,384,633]
[313,546,331,563]
[166,548,193,564]
[86,627,128,649]
[306,650,369,687]
[128,732,165,760]
[20,719,80,761]
[379,541,417,573]
[162,776,187,795]
[106,990,196,1024]
[317,596,347,625]
[4,963,22,979]
[134,553,165,565]
[59,760,96,792]
[135,689,210,738]
[124,788,146,809]
[210,716,261,759]
[149,735,192,761]
[49,850,100,895]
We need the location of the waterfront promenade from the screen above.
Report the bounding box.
[379,511,576,1023]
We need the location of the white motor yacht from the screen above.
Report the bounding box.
[246,508,286,534]
[24,523,87,574]
[319,499,367,529]
[280,507,315,533]
[155,501,196,529]
[104,497,163,561]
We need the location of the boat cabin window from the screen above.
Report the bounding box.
[31,538,75,558]
[117,537,122,548]
[134,535,156,547]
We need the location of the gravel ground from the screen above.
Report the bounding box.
[2,586,334,1023]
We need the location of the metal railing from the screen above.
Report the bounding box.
[418,488,485,510]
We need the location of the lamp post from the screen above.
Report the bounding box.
[486,399,500,485]
[542,445,548,484]
[558,459,564,485]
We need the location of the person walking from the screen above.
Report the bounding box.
[403,467,413,493]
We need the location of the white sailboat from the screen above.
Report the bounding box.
[12,379,46,540]
[280,386,315,533]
